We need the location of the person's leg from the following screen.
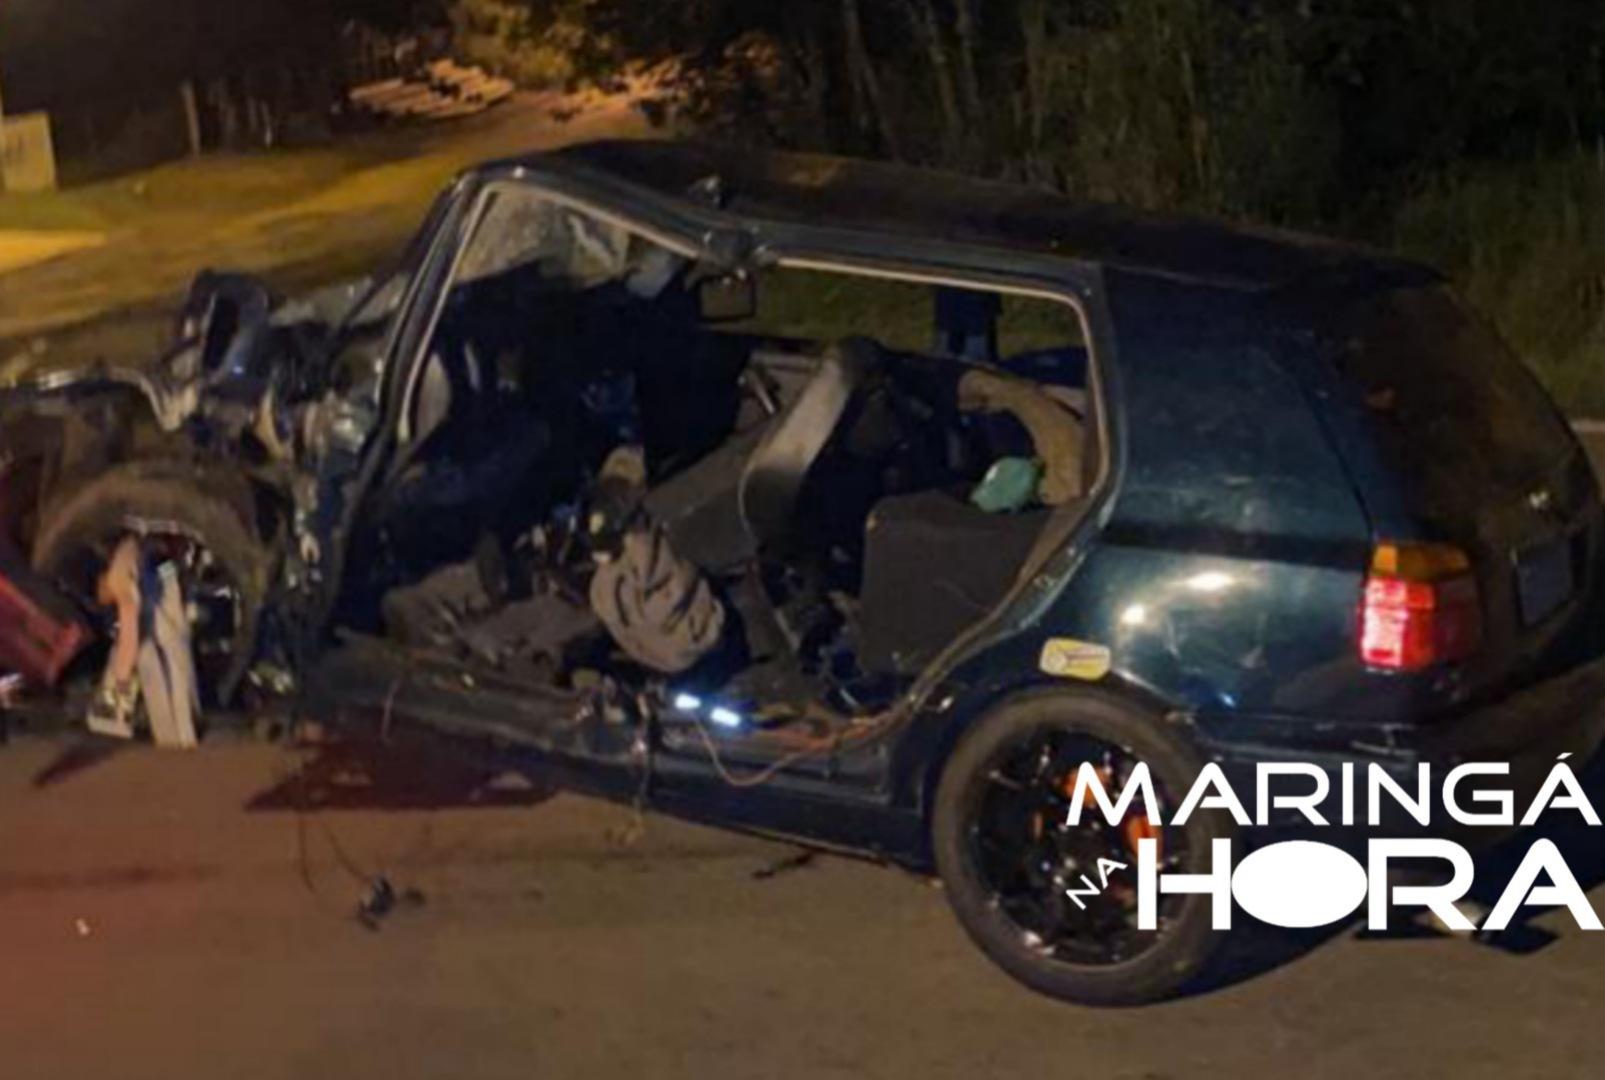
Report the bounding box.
[86,537,142,738]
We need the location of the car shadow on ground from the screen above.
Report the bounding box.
[11,709,557,812]
[245,733,557,814]
[1179,750,1605,998]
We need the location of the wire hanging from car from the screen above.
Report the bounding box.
[276,696,422,930]
[685,705,897,789]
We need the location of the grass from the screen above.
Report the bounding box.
[727,269,1085,357]
[729,270,936,352]
[0,149,389,233]
[0,192,111,233]
[1391,151,1605,417]
[0,97,654,348]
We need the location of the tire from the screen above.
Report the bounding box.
[931,688,1232,1006]
[30,460,274,704]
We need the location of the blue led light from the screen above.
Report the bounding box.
[673,693,703,712]
[708,706,742,728]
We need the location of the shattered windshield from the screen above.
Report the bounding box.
[455,189,636,290]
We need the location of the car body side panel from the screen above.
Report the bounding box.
[1269,289,1605,715]
[883,547,1370,817]
[886,269,1384,817]
[1101,270,1371,551]
[1080,271,1384,717]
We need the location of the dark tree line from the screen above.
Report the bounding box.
[6,1,1601,401]
[562,0,1605,228]
[15,0,1596,230]
[413,0,1605,409]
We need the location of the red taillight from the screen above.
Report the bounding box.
[1360,543,1482,671]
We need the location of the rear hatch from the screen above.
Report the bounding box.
[1300,284,1602,693]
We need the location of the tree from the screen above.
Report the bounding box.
[469,0,1605,228]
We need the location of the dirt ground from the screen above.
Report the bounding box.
[1,730,1604,1080]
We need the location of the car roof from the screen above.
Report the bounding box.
[495,140,1432,293]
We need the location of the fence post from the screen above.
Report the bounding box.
[180,80,202,156]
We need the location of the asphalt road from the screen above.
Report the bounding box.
[0,438,1601,1080]
[2,726,1605,1080]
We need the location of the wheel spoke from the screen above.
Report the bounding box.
[984,768,1026,792]
[965,726,1192,970]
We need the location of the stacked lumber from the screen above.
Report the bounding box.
[347,61,516,122]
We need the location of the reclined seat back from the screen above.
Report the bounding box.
[738,338,879,549]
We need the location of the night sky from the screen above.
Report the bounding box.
[0,0,339,112]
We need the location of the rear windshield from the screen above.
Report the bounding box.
[1325,285,1578,530]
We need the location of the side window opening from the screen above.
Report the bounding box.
[709,265,1096,503]
[375,189,1099,722]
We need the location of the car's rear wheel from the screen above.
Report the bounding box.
[30,462,273,706]
[932,689,1231,1006]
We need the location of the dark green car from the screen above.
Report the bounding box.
[4,141,1603,1005]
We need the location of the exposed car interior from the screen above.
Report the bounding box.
[358,188,1098,725]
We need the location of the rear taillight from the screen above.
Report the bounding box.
[1359,542,1482,671]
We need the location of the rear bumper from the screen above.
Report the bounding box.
[1201,651,1605,842]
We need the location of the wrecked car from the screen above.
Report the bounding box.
[3,140,1605,1005]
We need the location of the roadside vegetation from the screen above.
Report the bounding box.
[442,0,1605,413]
[447,0,598,88]
[0,148,396,234]
[9,2,1605,411]
[0,98,651,354]
[1393,154,1605,414]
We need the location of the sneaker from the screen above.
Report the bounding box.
[86,678,139,739]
